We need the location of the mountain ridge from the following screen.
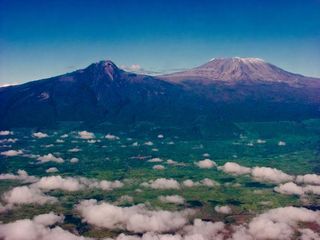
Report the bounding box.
[160,57,319,85]
[0,57,319,129]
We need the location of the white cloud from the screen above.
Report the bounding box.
[0,130,13,136]
[183,219,225,240]
[0,138,17,143]
[105,134,120,140]
[78,131,95,139]
[200,178,220,187]
[3,186,57,205]
[141,178,180,189]
[251,167,293,183]
[214,205,232,214]
[278,141,286,146]
[296,174,320,185]
[120,64,142,72]
[195,159,217,169]
[153,165,165,170]
[46,167,59,173]
[274,182,305,195]
[70,157,79,163]
[159,195,185,204]
[33,175,84,192]
[76,199,193,233]
[33,175,123,192]
[37,153,64,163]
[148,158,163,163]
[0,149,23,157]
[247,207,320,240]
[144,141,154,146]
[0,170,38,183]
[256,139,266,144]
[218,162,251,175]
[32,132,48,138]
[182,179,219,188]
[68,147,81,152]
[0,213,91,240]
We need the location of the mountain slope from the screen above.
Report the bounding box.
[0,61,204,128]
[0,58,319,129]
[160,57,319,85]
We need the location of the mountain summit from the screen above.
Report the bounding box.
[0,57,319,129]
[161,57,313,84]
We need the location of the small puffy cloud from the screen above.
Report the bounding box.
[166,159,177,165]
[32,132,48,138]
[0,130,13,136]
[296,174,320,185]
[182,179,196,188]
[105,134,120,140]
[144,141,154,146]
[275,182,320,196]
[0,213,90,240]
[33,175,123,192]
[159,195,185,204]
[37,153,64,163]
[76,199,193,233]
[0,170,38,183]
[56,139,64,143]
[182,179,219,188]
[214,205,232,214]
[183,219,226,240]
[247,207,320,240]
[165,159,186,166]
[68,147,81,152]
[200,178,220,187]
[121,64,142,72]
[78,131,95,139]
[195,159,217,169]
[3,186,57,205]
[0,138,17,143]
[251,167,293,183]
[218,162,251,175]
[82,178,124,191]
[157,134,164,139]
[153,165,165,170]
[33,175,84,192]
[148,158,163,163]
[256,139,266,144]
[60,134,68,138]
[46,167,59,173]
[274,182,305,196]
[141,178,180,189]
[278,141,286,146]
[70,157,79,163]
[0,149,23,157]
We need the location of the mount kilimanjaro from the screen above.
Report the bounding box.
[0,57,319,129]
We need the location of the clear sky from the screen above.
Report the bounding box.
[0,0,319,85]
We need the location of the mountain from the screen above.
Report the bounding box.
[0,60,210,129]
[159,57,320,120]
[161,57,319,84]
[0,58,319,130]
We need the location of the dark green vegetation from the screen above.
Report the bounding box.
[0,120,319,237]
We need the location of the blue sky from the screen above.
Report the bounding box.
[0,0,319,84]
